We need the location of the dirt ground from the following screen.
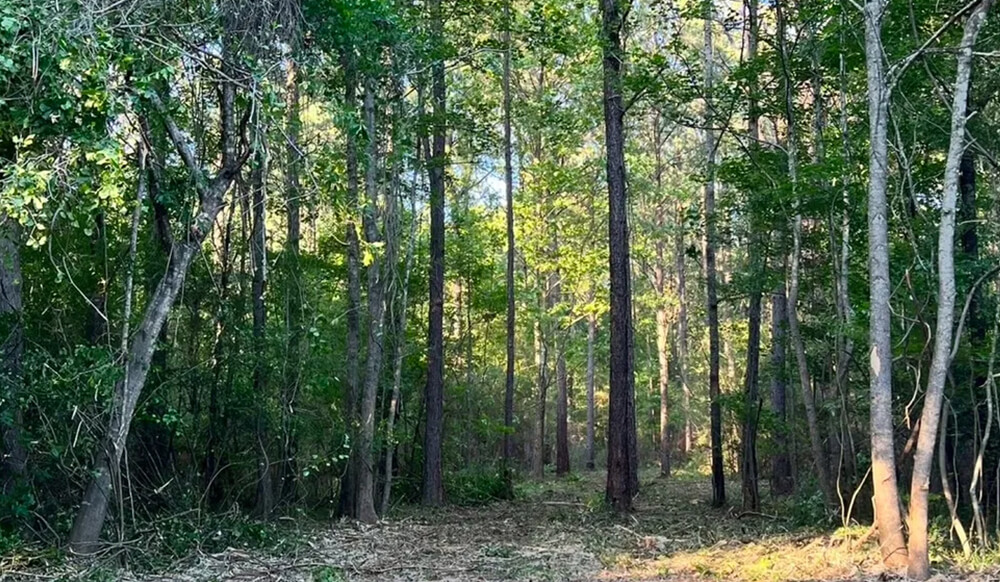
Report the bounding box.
[4,469,997,581]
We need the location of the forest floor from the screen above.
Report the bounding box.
[4,468,997,581]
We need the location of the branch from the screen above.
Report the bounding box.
[147,91,211,199]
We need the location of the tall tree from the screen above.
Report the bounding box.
[601,0,638,512]
[250,119,273,518]
[863,0,908,567]
[423,0,447,506]
[702,0,725,508]
[0,216,25,494]
[502,0,516,482]
[907,3,993,578]
[357,76,386,524]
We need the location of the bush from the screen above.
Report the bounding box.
[445,465,513,506]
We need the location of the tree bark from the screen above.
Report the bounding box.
[250,125,273,519]
[69,84,245,552]
[532,315,548,479]
[740,0,761,510]
[863,0,908,568]
[502,0,516,481]
[338,49,363,518]
[422,0,446,505]
[601,0,638,512]
[702,0,725,508]
[675,203,691,458]
[555,267,570,477]
[770,285,793,495]
[279,31,304,506]
[0,216,25,495]
[906,4,991,578]
[357,76,385,524]
[586,313,597,470]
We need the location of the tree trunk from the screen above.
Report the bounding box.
[770,285,793,495]
[778,0,835,508]
[381,157,420,517]
[250,127,273,519]
[423,0,446,505]
[555,267,570,476]
[907,5,991,578]
[863,0,908,567]
[532,315,548,479]
[702,0,725,508]
[280,36,303,506]
[740,0,761,510]
[69,79,244,552]
[357,77,385,524]
[675,203,690,458]
[601,0,638,512]
[586,313,597,470]
[338,50,363,518]
[502,0,517,481]
[0,216,25,495]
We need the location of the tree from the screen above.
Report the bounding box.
[0,216,25,494]
[69,73,250,554]
[906,2,993,577]
[423,0,447,506]
[502,0,517,484]
[863,0,908,567]
[601,0,638,512]
[702,0,725,508]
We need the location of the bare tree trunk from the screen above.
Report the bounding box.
[778,0,835,508]
[907,5,991,577]
[601,0,638,512]
[586,312,597,470]
[338,50,363,518]
[502,0,517,482]
[0,216,25,495]
[69,84,245,552]
[555,327,569,476]
[770,284,793,495]
[250,124,273,519]
[740,0,761,510]
[423,0,446,505]
[279,27,304,506]
[863,0,908,567]
[532,314,548,479]
[702,0,725,508]
[357,77,385,524]
[652,112,671,479]
[675,204,690,458]
[381,160,419,517]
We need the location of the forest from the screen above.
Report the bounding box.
[3,0,1000,580]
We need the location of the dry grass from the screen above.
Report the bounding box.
[5,469,1000,581]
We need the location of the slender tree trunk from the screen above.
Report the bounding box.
[652,112,671,479]
[381,160,419,517]
[770,285,793,495]
[702,0,725,508]
[555,266,570,476]
[69,83,244,551]
[0,216,25,495]
[502,0,517,482]
[586,313,597,470]
[907,5,991,577]
[740,0,761,510]
[778,0,835,508]
[338,50,363,518]
[532,314,548,479]
[280,34,304,506]
[601,0,638,512]
[863,0,908,567]
[357,77,385,524]
[250,126,273,519]
[423,0,446,505]
[675,203,691,458]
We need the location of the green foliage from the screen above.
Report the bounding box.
[445,465,514,506]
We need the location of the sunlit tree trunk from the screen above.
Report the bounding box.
[863,0,908,567]
[502,0,517,481]
[907,4,992,578]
